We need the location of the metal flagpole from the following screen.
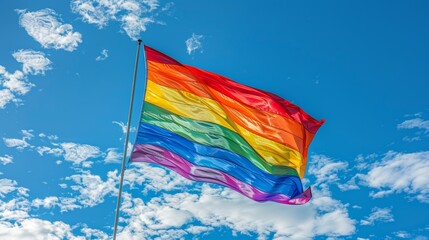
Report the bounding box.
[113,39,142,240]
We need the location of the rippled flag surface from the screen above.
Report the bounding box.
[130,46,324,205]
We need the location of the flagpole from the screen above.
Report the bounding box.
[113,39,142,240]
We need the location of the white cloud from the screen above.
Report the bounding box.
[0,89,16,109]
[0,198,31,221]
[161,2,174,12]
[0,218,85,240]
[81,227,109,240]
[338,175,361,191]
[61,163,190,211]
[32,197,59,209]
[17,9,82,51]
[0,179,28,200]
[0,179,18,198]
[398,117,429,142]
[96,49,109,61]
[142,0,160,11]
[66,171,118,207]
[31,196,81,213]
[0,171,108,239]
[12,50,52,75]
[21,130,34,140]
[360,207,394,226]
[3,130,34,150]
[56,198,82,213]
[416,236,429,240]
[185,226,214,235]
[104,148,122,163]
[185,33,203,55]
[60,142,103,165]
[0,155,13,165]
[394,231,411,238]
[398,118,429,132]
[113,121,128,134]
[39,133,58,141]
[71,0,166,40]
[0,193,106,238]
[118,184,355,240]
[3,138,31,150]
[121,15,154,40]
[308,155,348,194]
[362,151,429,202]
[112,121,137,135]
[124,165,191,193]
[1,69,33,95]
[36,146,64,157]
[402,136,421,142]
[0,50,52,109]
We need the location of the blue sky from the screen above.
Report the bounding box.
[1,0,429,239]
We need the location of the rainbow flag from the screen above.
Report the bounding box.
[130,46,324,205]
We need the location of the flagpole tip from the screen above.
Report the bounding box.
[138,39,142,44]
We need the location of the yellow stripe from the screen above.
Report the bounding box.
[145,80,305,175]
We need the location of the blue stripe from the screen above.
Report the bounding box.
[135,122,304,196]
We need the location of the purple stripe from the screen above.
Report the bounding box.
[132,144,311,205]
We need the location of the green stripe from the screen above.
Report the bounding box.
[142,102,299,177]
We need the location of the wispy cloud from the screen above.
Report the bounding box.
[0,155,13,165]
[0,179,19,197]
[60,142,103,166]
[361,151,429,203]
[96,49,109,61]
[17,9,82,51]
[38,133,58,141]
[112,121,136,141]
[0,178,28,199]
[32,196,59,209]
[3,129,130,169]
[360,207,394,226]
[308,154,349,194]
[1,69,33,95]
[0,89,16,109]
[0,50,52,109]
[71,0,169,40]
[3,138,31,150]
[104,148,122,163]
[185,33,204,55]
[36,146,64,157]
[12,50,52,75]
[398,117,429,132]
[3,130,34,150]
[394,231,411,238]
[65,171,118,207]
[81,228,109,240]
[398,116,429,141]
